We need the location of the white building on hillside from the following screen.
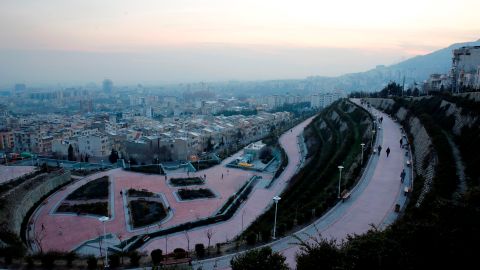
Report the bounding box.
[77,133,111,157]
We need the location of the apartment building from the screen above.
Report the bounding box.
[77,133,111,157]
[0,130,14,150]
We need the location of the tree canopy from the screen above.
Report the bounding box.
[230,247,289,270]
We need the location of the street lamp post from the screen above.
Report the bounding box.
[272,196,281,239]
[99,216,109,269]
[360,143,365,164]
[371,130,376,148]
[337,166,344,198]
[241,209,246,232]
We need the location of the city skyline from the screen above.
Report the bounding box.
[1,0,479,85]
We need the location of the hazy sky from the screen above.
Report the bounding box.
[0,0,479,85]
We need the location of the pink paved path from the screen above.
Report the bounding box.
[193,99,405,269]
[140,115,316,254]
[31,116,313,252]
[0,165,36,184]
[280,100,404,267]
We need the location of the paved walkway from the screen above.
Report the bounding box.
[29,116,313,253]
[193,99,407,269]
[140,116,316,255]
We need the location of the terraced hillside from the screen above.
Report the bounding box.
[243,99,374,240]
[295,94,480,270]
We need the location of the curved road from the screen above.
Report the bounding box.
[140,114,317,255]
[192,99,407,269]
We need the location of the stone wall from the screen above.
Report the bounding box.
[3,170,71,235]
[364,98,395,111]
[456,92,480,102]
[407,117,436,207]
[395,107,408,121]
[439,100,478,135]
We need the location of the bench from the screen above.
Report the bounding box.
[341,190,351,202]
[143,235,150,242]
[404,187,412,196]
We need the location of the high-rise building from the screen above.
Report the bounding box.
[102,79,113,93]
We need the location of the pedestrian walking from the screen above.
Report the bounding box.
[377,145,382,156]
[400,169,406,183]
[386,147,391,157]
[400,138,403,148]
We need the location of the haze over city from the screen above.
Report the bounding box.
[1,0,479,85]
[1,1,480,270]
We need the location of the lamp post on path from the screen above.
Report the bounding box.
[371,129,376,148]
[99,216,109,269]
[337,166,344,198]
[241,209,246,232]
[360,143,365,164]
[272,196,281,239]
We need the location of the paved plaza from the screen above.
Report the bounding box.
[29,99,407,270]
[29,116,313,253]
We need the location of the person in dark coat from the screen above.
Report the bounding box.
[377,145,382,156]
[400,169,406,183]
[386,147,391,157]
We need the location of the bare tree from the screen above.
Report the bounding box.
[96,228,104,263]
[184,230,190,253]
[205,228,215,253]
[33,226,46,253]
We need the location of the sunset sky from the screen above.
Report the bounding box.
[0,0,479,85]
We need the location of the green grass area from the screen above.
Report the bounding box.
[65,176,109,201]
[192,160,218,171]
[177,188,215,200]
[129,200,167,228]
[129,165,165,175]
[169,177,204,186]
[243,99,373,239]
[57,202,108,216]
[127,189,156,197]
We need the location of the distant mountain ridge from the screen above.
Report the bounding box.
[304,39,480,92]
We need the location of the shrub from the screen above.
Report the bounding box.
[66,176,109,200]
[25,256,35,268]
[177,188,215,200]
[231,246,289,270]
[129,251,141,267]
[195,244,205,258]
[173,248,187,259]
[246,233,257,246]
[109,253,121,268]
[40,252,57,268]
[56,201,108,216]
[64,251,77,267]
[86,256,97,270]
[261,229,271,242]
[151,249,163,265]
[129,200,167,228]
[170,177,204,186]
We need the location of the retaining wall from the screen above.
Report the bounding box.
[3,170,71,235]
